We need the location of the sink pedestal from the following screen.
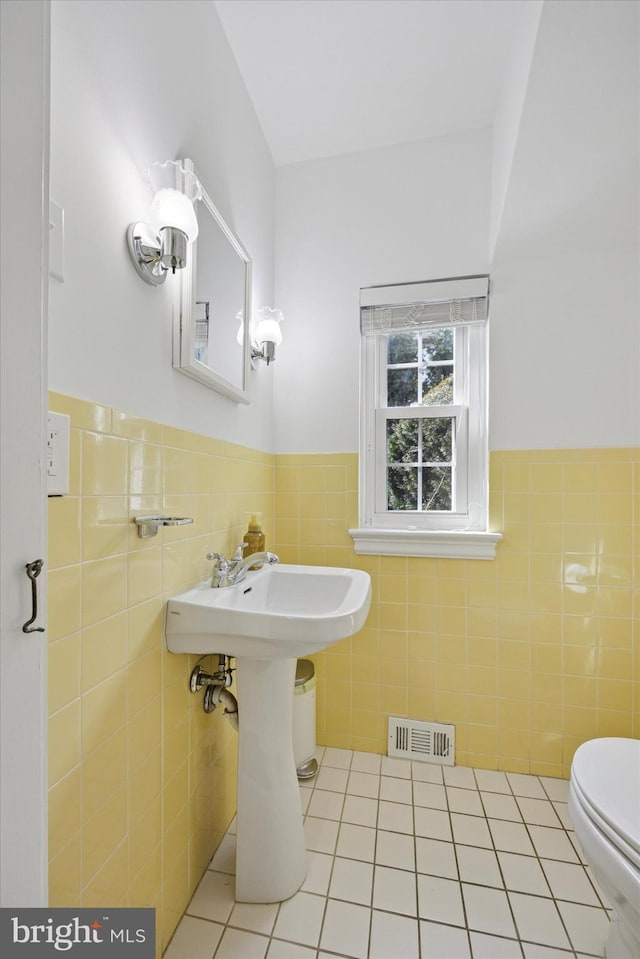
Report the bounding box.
[234,656,307,902]
[165,563,372,899]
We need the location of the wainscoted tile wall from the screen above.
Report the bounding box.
[46,393,274,955]
[272,450,639,777]
[47,394,638,954]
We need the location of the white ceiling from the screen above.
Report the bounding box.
[214,0,528,167]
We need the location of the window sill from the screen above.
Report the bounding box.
[349,527,502,560]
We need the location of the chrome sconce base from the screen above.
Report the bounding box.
[251,340,276,366]
[127,222,188,286]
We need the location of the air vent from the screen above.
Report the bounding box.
[388,717,455,766]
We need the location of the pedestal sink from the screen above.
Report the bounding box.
[165,564,371,902]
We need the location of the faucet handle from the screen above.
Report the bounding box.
[207,551,228,568]
[233,544,245,561]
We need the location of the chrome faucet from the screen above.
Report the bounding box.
[206,547,279,588]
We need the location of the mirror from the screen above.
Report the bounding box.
[174,159,251,403]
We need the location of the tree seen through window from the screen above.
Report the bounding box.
[386,328,455,511]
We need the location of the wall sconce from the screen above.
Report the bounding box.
[127,160,201,286]
[251,307,284,366]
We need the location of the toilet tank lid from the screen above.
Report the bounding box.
[572,738,640,853]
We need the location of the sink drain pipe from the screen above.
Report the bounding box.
[204,684,239,732]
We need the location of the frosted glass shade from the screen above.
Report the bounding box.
[253,307,284,346]
[149,188,199,242]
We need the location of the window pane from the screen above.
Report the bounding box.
[388,332,418,364]
[421,366,453,405]
[388,368,418,406]
[422,329,453,362]
[422,467,452,511]
[364,315,487,532]
[387,418,418,463]
[422,417,453,463]
[387,466,418,510]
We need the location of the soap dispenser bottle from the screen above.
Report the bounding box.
[242,513,265,565]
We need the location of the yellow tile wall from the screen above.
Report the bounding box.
[48,395,638,953]
[273,449,639,778]
[47,393,274,954]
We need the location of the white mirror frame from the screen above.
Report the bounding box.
[174,158,251,404]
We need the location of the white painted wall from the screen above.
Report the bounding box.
[489,0,542,257]
[0,0,49,907]
[274,0,639,454]
[490,0,639,450]
[274,129,492,453]
[48,0,639,455]
[49,0,276,449]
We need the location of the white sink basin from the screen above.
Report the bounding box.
[165,563,372,658]
[165,562,372,904]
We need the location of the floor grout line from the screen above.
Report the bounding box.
[171,752,611,959]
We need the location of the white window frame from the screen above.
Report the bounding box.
[350,279,501,559]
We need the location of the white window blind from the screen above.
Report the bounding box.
[360,274,489,335]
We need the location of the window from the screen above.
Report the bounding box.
[351,275,501,559]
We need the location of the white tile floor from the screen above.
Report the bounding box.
[164,748,612,959]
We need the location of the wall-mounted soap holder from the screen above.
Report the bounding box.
[134,515,193,539]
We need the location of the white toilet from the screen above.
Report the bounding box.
[569,737,640,959]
